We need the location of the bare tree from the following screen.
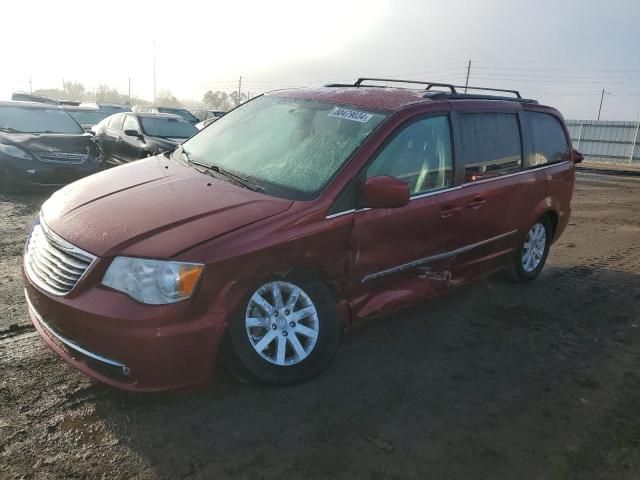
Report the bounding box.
[202,90,233,110]
[155,90,181,107]
[63,81,86,101]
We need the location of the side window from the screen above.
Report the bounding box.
[459,113,521,181]
[366,115,453,196]
[524,111,570,168]
[122,115,139,133]
[108,114,124,131]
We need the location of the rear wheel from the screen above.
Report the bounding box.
[512,216,552,282]
[228,277,341,385]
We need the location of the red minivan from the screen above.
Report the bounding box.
[23,79,577,391]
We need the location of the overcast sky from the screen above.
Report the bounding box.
[2,0,640,120]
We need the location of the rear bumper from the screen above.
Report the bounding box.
[24,282,227,392]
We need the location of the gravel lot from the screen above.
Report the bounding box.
[1,167,639,480]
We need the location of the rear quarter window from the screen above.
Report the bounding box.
[108,114,124,131]
[524,111,571,168]
[459,112,522,182]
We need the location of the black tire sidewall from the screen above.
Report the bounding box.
[514,216,552,281]
[0,167,11,194]
[228,275,341,385]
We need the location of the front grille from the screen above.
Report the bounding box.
[24,219,96,295]
[35,152,89,164]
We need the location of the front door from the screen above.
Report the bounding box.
[119,115,146,162]
[348,114,465,319]
[100,114,125,167]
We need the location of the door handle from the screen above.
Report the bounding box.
[466,197,486,209]
[437,205,460,218]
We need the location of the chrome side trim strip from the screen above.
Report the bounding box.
[324,161,572,220]
[325,209,356,220]
[362,229,518,283]
[25,290,127,369]
[410,185,462,201]
[461,161,572,187]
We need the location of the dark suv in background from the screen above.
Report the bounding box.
[93,112,197,166]
[62,106,111,133]
[0,101,103,192]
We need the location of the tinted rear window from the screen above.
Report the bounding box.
[157,108,198,123]
[67,110,109,126]
[459,112,522,181]
[140,117,198,138]
[0,106,84,134]
[524,111,570,168]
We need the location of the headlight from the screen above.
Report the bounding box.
[102,257,204,305]
[0,143,33,160]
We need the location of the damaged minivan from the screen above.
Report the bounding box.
[23,79,578,391]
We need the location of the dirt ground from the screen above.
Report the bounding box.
[1,166,639,480]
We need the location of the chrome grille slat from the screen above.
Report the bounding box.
[30,248,81,283]
[35,152,89,165]
[30,259,76,289]
[24,219,96,296]
[34,248,84,279]
[40,240,90,270]
[29,228,92,270]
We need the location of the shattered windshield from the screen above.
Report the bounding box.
[180,95,387,199]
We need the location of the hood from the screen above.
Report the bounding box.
[0,131,98,157]
[41,156,294,258]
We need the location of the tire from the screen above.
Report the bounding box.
[228,276,341,385]
[512,216,552,282]
[0,167,12,194]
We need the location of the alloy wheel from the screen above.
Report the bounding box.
[521,222,547,272]
[245,281,319,366]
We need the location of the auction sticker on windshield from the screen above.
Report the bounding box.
[328,107,373,123]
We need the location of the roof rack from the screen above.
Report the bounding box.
[324,78,537,103]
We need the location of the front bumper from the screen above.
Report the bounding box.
[2,155,103,188]
[24,281,227,392]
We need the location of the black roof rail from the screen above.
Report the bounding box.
[428,92,538,104]
[324,78,533,102]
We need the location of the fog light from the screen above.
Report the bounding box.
[27,169,36,174]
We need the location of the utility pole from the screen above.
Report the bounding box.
[29,77,32,93]
[631,114,640,165]
[238,76,242,104]
[597,88,607,121]
[464,60,471,93]
[153,41,157,104]
[128,76,131,105]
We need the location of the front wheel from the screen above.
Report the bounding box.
[512,217,552,282]
[228,277,341,385]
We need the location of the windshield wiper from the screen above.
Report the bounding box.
[185,153,264,193]
[197,161,265,193]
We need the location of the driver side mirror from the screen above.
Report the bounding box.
[572,148,584,164]
[124,129,142,138]
[358,176,410,209]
